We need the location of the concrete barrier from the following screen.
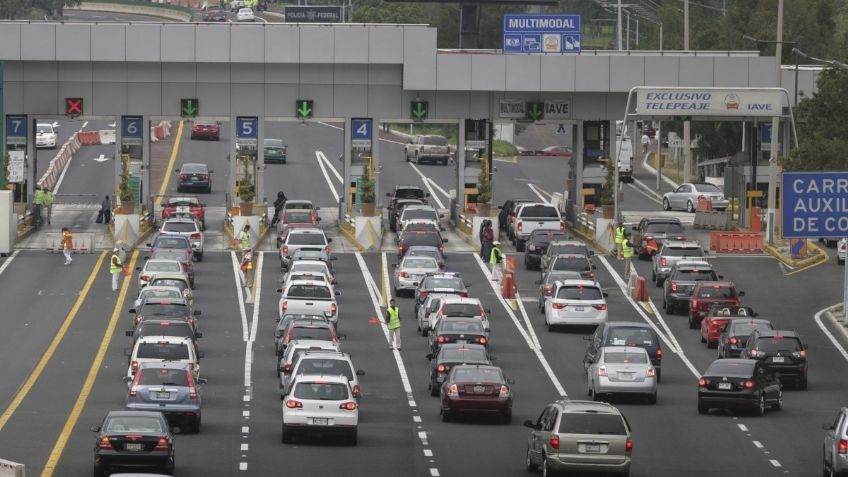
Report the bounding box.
[38,131,81,191]
[353,216,383,252]
[99,129,116,145]
[0,458,25,477]
[45,232,94,253]
[68,2,192,21]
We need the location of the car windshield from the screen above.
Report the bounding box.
[694,184,722,193]
[298,359,353,380]
[607,327,656,347]
[403,233,441,247]
[559,413,626,435]
[665,247,703,257]
[154,237,189,249]
[675,269,716,281]
[754,337,802,353]
[706,360,755,377]
[403,257,438,269]
[293,382,349,400]
[105,416,164,434]
[698,286,737,299]
[556,285,602,300]
[286,285,331,299]
[136,342,189,360]
[425,278,463,290]
[139,323,192,339]
[285,202,314,210]
[140,289,183,302]
[395,189,425,199]
[545,272,581,284]
[451,367,503,382]
[289,327,333,342]
[549,244,589,256]
[166,198,198,207]
[403,209,438,221]
[532,231,567,245]
[288,233,326,246]
[285,212,312,223]
[729,321,771,336]
[291,263,326,274]
[162,222,197,233]
[645,222,684,234]
[37,125,53,134]
[139,303,188,316]
[139,368,189,386]
[518,205,559,218]
[150,279,188,291]
[440,320,483,333]
[442,303,482,317]
[441,348,487,362]
[421,136,447,146]
[289,274,326,282]
[604,352,649,364]
[293,251,326,260]
[144,261,182,273]
[407,249,441,261]
[552,257,591,272]
[181,164,206,173]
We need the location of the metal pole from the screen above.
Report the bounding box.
[656,121,662,191]
[659,23,663,51]
[683,121,692,182]
[684,0,690,50]
[626,12,630,50]
[636,18,639,48]
[794,52,799,107]
[0,61,5,191]
[767,0,783,245]
[844,243,848,323]
[617,0,623,50]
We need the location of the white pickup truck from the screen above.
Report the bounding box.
[512,203,564,252]
[405,135,452,165]
[279,279,340,325]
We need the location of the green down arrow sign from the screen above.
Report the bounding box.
[296,100,314,120]
[411,100,428,121]
[527,102,544,121]
[181,98,198,117]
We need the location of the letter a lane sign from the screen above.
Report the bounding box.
[781,172,848,238]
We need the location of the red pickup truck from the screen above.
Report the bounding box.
[688,281,745,330]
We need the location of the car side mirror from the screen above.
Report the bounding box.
[209,170,214,174]
[738,291,746,297]
[485,308,491,314]
[338,334,347,341]
[194,310,202,316]
[603,292,609,297]
[465,284,472,288]
[703,250,709,254]
[356,370,366,376]
[386,193,392,197]
[522,419,538,430]
[718,275,724,279]
[391,264,398,268]
[122,376,133,383]
[135,266,142,271]
[143,256,150,260]
[197,378,208,385]
[331,256,338,261]
[439,214,445,218]
[145,243,151,247]
[327,238,333,243]
[823,423,835,431]
[589,251,595,256]
[125,330,133,337]
[90,426,101,432]
[128,309,136,314]
[443,238,448,243]
[440,226,446,231]
[173,169,180,173]
[277,288,283,293]
[195,332,203,338]
[335,290,341,296]
[506,378,515,385]
[412,282,419,287]
[426,353,433,360]
[592,265,597,270]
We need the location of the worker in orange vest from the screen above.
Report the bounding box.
[62,227,73,265]
[645,238,660,256]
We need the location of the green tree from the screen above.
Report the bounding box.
[32,0,82,19]
[783,67,848,171]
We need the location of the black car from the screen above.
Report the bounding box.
[176,163,213,193]
[697,359,783,415]
[583,321,663,381]
[661,261,720,314]
[498,199,533,236]
[630,218,686,258]
[717,318,773,358]
[414,273,468,315]
[92,410,175,477]
[426,343,491,396]
[389,198,425,232]
[740,330,808,389]
[428,318,487,356]
[398,229,446,259]
[202,7,227,21]
[544,253,596,281]
[523,229,569,270]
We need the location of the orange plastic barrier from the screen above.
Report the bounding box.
[631,276,648,302]
[750,207,762,233]
[504,255,516,274]
[501,272,516,299]
[709,231,764,253]
[77,131,101,146]
[697,197,713,211]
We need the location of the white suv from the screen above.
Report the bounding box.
[430,296,491,334]
[282,374,359,445]
[127,336,200,380]
[281,228,331,270]
[36,123,57,149]
[280,279,340,325]
[282,350,364,400]
[544,279,608,330]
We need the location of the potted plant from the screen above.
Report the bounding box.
[599,162,615,219]
[476,160,493,217]
[237,173,255,216]
[359,167,376,216]
[118,155,135,213]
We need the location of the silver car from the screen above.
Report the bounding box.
[662,182,729,212]
[281,350,365,399]
[160,218,204,261]
[587,346,657,404]
[281,228,332,270]
[536,270,582,312]
[393,256,440,295]
[416,293,454,336]
[651,240,706,286]
[133,285,184,310]
[124,361,206,433]
[823,407,848,476]
[137,259,187,290]
[540,240,593,272]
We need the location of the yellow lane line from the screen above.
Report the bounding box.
[41,251,140,477]
[0,252,107,433]
[784,254,829,276]
[155,120,185,207]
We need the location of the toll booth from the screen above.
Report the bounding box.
[583,120,611,163]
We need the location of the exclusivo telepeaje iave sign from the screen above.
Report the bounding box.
[781,172,848,238]
[635,89,784,117]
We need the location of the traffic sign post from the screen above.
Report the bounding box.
[121,116,143,146]
[236,117,258,146]
[411,100,428,122]
[351,118,372,150]
[181,99,199,118]
[503,14,581,54]
[296,100,313,120]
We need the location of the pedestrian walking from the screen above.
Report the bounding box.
[33,186,45,227]
[239,224,251,253]
[97,196,111,224]
[622,233,635,278]
[614,222,625,259]
[481,220,494,260]
[44,188,54,225]
[109,247,122,291]
[62,227,73,265]
[641,132,650,155]
[385,299,401,350]
[489,240,504,282]
[240,249,255,289]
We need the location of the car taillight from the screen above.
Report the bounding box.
[698,378,708,387]
[691,299,699,310]
[661,257,667,267]
[793,350,806,358]
[155,437,170,451]
[330,303,337,315]
[131,361,139,372]
[517,223,523,232]
[286,399,303,409]
[437,335,446,343]
[182,263,189,272]
[671,282,678,292]
[749,349,760,358]
[625,438,633,455]
[419,291,429,300]
[598,366,607,376]
[399,271,408,278]
[283,246,289,255]
[559,222,565,231]
[655,349,662,359]
[436,364,447,373]
[528,244,536,252]
[187,370,197,399]
[743,380,754,389]
[340,401,357,411]
[129,371,142,397]
[98,437,112,450]
[140,274,151,282]
[499,385,510,397]
[647,368,656,377]
[324,246,330,254]
[478,337,488,345]
[589,272,595,280]
[592,304,607,311]
[282,363,292,374]
[200,174,209,180]
[549,435,560,449]
[282,301,288,312]
[447,384,458,398]
[729,337,738,345]
[552,303,566,310]
[398,245,405,256]
[438,244,444,253]
[352,384,361,396]
[190,233,201,239]
[180,174,189,180]
[840,439,848,455]
[544,285,553,295]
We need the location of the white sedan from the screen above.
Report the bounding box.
[236,7,255,21]
[662,182,729,212]
[36,123,57,149]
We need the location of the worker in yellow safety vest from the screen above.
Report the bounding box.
[43,188,54,225]
[385,299,401,350]
[489,240,504,282]
[33,187,45,225]
[614,223,625,259]
[621,233,634,278]
[110,248,123,292]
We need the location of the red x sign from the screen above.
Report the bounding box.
[65,97,83,116]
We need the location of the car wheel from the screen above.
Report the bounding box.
[525,446,539,471]
[281,424,292,443]
[542,456,558,477]
[708,339,717,349]
[662,198,671,211]
[587,379,593,396]
[516,239,525,252]
[689,316,699,330]
[697,401,709,414]
[755,394,766,416]
[196,252,204,262]
[440,407,451,422]
[800,376,808,390]
[656,368,661,383]
[700,333,706,343]
[93,465,107,477]
[502,409,512,425]
[656,276,664,287]
[839,257,845,265]
[647,393,657,405]
[687,200,695,213]
[430,381,439,397]
[772,390,783,410]
[592,389,603,402]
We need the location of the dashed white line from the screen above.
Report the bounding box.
[753,441,764,449]
[423,449,433,457]
[241,426,249,433]
[0,250,20,276]
[242,410,250,418]
[413,416,422,422]
[738,424,748,432]
[239,462,248,471]
[240,443,248,451]
[770,460,782,467]
[430,469,440,476]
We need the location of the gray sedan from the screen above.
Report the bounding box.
[587,346,657,404]
[662,182,729,212]
[393,256,440,296]
[124,361,206,433]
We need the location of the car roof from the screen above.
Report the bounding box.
[294,374,351,385]
[643,217,681,223]
[439,296,481,304]
[549,240,586,246]
[137,361,192,370]
[287,228,325,235]
[162,218,199,225]
[605,321,655,330]
[141,297,188,305]
[600,346,651,355]
[553,253,589,259]
[137,335,191,344]
[662,240,700,248]
[673,260,711,268]
[751,329,800,339]
[555,279,599,287]
[105,410,167,419]
[297,350,349,360]
[286,279,331,286]
[439,343,487,352]
[451,364,501,372]
[557,400,622,414]
[287,339,339,350]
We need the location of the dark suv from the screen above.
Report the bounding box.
[661,260,720,315]
[524,229,569,270]
[740,330,808,389]
[582,321,663,382]
[630,218,686,258]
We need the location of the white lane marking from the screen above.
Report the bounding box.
[0,250,20,276]
[738,424,748,432]
[424,449,433,457]
[81,121,88,129]
[628,179,663,203]
[241,426,249,433]
[243,344,252,389]
[596,255,703,379]
[317,121,343,131]
[51,148,76,194]
[316,150,343,183]
[381,252,391,307]
[248,252,263,343]
[473,254,568,397]
[242,410,250,418]
[243,395,250,402]
[426,177,450,199]
[515,291,542,349]
[240,443,248,451]
[528,183,551,204]
[354,252,413,396]
[770,460,782,467]
[231,251,249,341]
[418,431,428,445]
[430,469,440,477]
[814,306,848,362]
[314,151,341,203]
[239,462,247,471]
[753,441,764,449]
[645,297,684,364]
[407,163,445,209]
[413,416,422,423]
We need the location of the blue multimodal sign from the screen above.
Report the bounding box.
[236,117,258,140]
[503,14,581,54]
[5,115,27,145]
[782,172,848,238]
[351,118,372,149]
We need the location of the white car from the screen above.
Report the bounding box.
[36,123,57,149]
[587,346,657,404]
[838,238,846,265]
[544,279,608,330]
[429,296,491,334]
[278,338,341,377]
[281,228,332,269]
[416,293,454,336]
[127,335,200,380]
[284,260,335,286]
[282,374,359,445]
[398,206,441,232]
[282,350,364,399]
[393,255,440,295]
[133,285,184,310]
[236,7,255,21]
[159,218,204,261]
[280,279,340,325]
[137,259,185,290]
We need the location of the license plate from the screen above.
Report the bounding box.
[772,357,785,363]
[125,443,144,451]
[192,175,200,180]
[718,382,732,390]
[584,444,600,453]
[456,340,468,344]
[473,385,486,393]
[156,391,170,399]
[618,372,634,380]
[312,418,328,425]
[574,306,584,311]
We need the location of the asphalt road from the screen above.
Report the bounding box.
[62,10,178,22]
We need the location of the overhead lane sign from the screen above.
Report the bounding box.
[636,89,784,117]
[782,172,848,238]
[503,14,581,54]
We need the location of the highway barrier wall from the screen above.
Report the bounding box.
[38,131,81,191]
[68,0,193,21]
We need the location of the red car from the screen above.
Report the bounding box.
[700,305,756,348]
[276,210,320,247]
[440,365,513,423]
[539,145,573,158]
[190,121,220,140]
[161,196,205,230]
[688,280,745,329]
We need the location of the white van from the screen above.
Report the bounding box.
[615,138,633,183]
